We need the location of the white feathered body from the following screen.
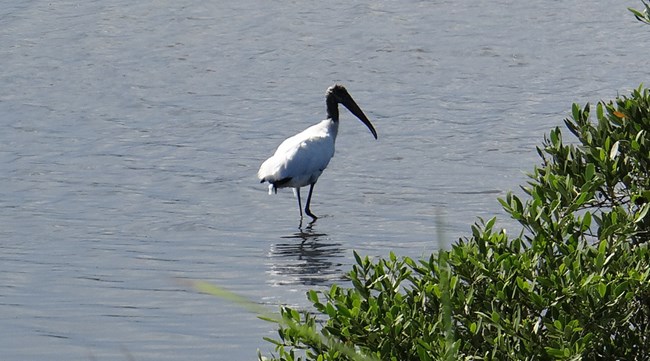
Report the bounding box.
[258,119,338,193]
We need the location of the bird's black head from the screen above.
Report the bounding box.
[327,84,348,97]
[325,84,378,139]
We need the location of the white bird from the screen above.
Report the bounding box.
[258,84,378,219]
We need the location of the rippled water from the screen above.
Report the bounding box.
[0,0,646,359]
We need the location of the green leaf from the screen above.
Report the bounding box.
[516,277,529,292]
[609,140,620,160]
[634,203,650,223]
[307,290,319,303]
[598,283,607,298]
[596,102,604,120]
[469,322,478,334]
[572,103,581,121]
[354,251,363,266]
[581,211,592,230]
[550,128,559,146]
[585,163,595,181]
[598,239,607,254]
[613,281,630,298]
[491,310,500,323]
[545,347,566,358]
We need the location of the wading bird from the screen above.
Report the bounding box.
[257,84,378,219]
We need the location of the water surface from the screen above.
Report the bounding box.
[0,0,646,359]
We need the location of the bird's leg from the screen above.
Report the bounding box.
[304,183,318,219]
[295,187,303,218]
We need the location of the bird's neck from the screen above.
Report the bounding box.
[319,117,338,141]
[326,97,339,122]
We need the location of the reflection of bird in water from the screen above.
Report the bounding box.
[267,222,345,286]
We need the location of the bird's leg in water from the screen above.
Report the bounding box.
[294,187,303,218]
[305,183,317,219]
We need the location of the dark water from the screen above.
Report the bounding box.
[1,0,646,359]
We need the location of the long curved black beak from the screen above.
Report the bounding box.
[340,95,378,140]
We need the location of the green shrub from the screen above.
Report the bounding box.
[260,86,650,361]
